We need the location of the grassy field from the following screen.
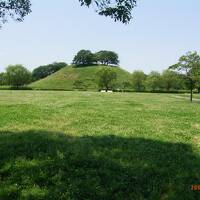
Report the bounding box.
[0,91,200,199]
[30,65,132,91]
[179,93,200,100]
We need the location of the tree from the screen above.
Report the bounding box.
[72,50,94,66]
[132,70,146,91]
[0,0,31,27]
[97,67,117,91]
[0,72,7,85]
[193,63,200,93]
[32,62,67,80]
[94,51,119,66]
[145,71,163,91]
[6,64,32,88]
[0,0,137,27]
[79,0,137,23]
[195,69,200,93]
[169,51,200,102]
[162,70,186,91]
[121,81,132,91]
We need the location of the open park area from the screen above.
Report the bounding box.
[1,1,200,199]
[0,91,200,199]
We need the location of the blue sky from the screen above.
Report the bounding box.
[0,0,200,73]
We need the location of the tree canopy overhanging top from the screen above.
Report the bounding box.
[0,0,137,27]
[79,0,137,23]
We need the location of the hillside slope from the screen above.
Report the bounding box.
[30,65,132,91]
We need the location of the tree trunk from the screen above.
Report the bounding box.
[189,79,194,102]
[190,88,193,102]
[198,87,200,94]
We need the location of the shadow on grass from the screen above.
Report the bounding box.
[0,131,199,200]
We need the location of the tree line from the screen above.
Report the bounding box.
[0,62,67,88]
[72,50,119,66]
[95,68,191,93]
[97,51,200,102]
[0,51,200,102]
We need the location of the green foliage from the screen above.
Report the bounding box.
[73,50,119,67]
[162,70,186,91]
[0,0,31,27]
[132,70,146,91]
[169,51,200,101]
[145,71,163,91]
[5,64,32,88]
[0,72,7,85]
[120,81,132,91]
[79,0,137,23]
[0,91,200,199]
[170,51,200,75]
[97,67,117,91]
[131,70,187,92]
[72,50,94,66]
[0,0,137,27]
[94,50,119,66]
[32,62,67,80]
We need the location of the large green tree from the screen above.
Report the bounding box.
[169,51,200,102]
[6,64,32,88]
[94,50,119,66]
[0,0,137,27]
[97,67,117,91]
[73,50,94,66]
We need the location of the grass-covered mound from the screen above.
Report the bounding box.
[30,65,132,91]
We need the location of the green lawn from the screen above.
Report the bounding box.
[179,93,200,100]
[0,91,200,200]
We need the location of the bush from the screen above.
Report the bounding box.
[32,62,67,80]
[97,68,117,91]
[6,65,32,88]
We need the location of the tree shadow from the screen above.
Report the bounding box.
[0,131,199,200]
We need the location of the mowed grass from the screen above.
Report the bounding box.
[0,91,200,200]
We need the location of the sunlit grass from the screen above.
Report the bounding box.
[0,91,200,199]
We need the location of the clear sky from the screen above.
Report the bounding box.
[0,0,200,73]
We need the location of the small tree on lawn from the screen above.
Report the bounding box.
[169,51,200,102]
[97,68,117,92]
[6,64,32,88]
